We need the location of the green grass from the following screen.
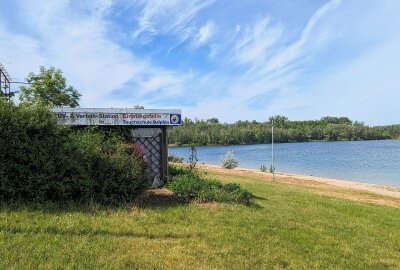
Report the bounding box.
[1,170,399,269]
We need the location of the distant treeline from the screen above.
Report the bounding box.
[169,116,400,146]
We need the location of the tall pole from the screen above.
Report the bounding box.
[272,117,275,181]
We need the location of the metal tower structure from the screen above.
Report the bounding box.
[0,61,12,99]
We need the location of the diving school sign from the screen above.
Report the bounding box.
[52,108,182,126]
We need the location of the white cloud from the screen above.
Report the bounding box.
[192,21,215,48]
[0,0,343,116]
[0,25,47,82]
[191,0,400,125]
[260,0,342,75]
[134,67,194,96]
[0,0,193,107]
[132,0,215,42]
[215,0,342,103]
[179,0,344,122]
[234,17,282,66]
[2,0,399,125]
[209,43,221,59]
[293,35,400,125]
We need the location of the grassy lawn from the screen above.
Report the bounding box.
[1,169,399,269]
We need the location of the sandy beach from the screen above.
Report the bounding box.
[193,163,400,207]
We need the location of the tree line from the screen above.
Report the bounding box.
[169,116,400,146]
[3,66,398,147]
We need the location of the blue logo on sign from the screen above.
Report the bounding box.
[170,114,181,125]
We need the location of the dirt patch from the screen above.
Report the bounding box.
[314,190,400,208]
[147,188,174,197]
[134,188,183,207]
[193,202,223,210]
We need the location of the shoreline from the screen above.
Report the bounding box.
[168,138,400,148]
[195,163,400,200]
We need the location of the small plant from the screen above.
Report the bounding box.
[260,164,267,172]
[188,145,198,171]
[221,151,238,169]
[269,164,275,173]
[168,155,184,163]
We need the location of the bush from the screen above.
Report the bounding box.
[269,165,275,173]
[70,131,150,204]
[260,164,267,172]
[0,101,149,205]
[169,164,192,177]
[221,151,238,169]
[168,155,184,163]
[168,172,252,205]
[168,174,204,202]
[0,101,74,202]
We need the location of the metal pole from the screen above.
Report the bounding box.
[272,117,275,181]
[0,67,3,97]
[8,81,11,102]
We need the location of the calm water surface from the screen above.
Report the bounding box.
[169,140,400,187]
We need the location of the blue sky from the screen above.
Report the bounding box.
[0,0,399,125]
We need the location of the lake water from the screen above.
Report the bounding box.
[169,140,400,187]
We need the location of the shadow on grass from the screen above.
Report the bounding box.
[0,188,262,213]
[0,225,193,239]
[136,189,264,209]
[248,201,263,209]
[252,195,267,201]
[0,189,186,214]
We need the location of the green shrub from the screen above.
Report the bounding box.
[168,155,184,163]
[168,173,252,205]
[0,101,75,202]
[260,164,267,172]
[0,101,149,205]
[167,174,204,202]
[221,151,238,169]
[69,131,150,204]
[169,164,191,177]
[269,165,275,173]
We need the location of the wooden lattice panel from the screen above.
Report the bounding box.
[131,128,162,182]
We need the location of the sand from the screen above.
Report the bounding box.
[192,163,400,208]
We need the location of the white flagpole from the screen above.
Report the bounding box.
[272,117,275,181]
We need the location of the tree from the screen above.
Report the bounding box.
[206,117,219,124]
[269,115,288,127]
[0,84,9,99]
[19,66,81,107]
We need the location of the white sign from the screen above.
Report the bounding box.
[52,108,182,126]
